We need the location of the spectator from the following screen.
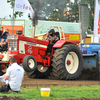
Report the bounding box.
[0,27,3,38]
[0,37,7,52]
[0,57,24,93]
[0,38,6,46]
[2,28,9,39]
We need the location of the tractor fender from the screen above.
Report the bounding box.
[53,40,77,48]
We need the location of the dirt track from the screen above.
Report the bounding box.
[0,68,100,100]
[22,77,100,87]
[21,68,100,87]
[0,68,100,87]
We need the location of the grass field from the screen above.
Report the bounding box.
[0,85,100,100]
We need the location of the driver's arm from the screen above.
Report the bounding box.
[46,33,50,40]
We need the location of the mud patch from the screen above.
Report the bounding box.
[0,96,100,100]
[49,68,100,80]
[60,98,100,100]
[78,68,99,80]
[0,95,25,100]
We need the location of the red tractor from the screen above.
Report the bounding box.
[0,26,83,80]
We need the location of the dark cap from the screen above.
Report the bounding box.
[48,29,55,33]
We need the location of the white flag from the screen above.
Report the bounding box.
[14,0,34,18]
[94,0,100,37]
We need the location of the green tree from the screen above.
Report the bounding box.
[85,0,94,31]
[66,0,79,22]
[7,0,94,30]
[7,0,70,20]
[67,0,94,30]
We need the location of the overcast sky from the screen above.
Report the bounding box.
[0,0,29,19]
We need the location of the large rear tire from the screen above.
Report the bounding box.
[52,44,83,80]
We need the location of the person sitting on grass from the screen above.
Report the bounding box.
[0,57,24,93]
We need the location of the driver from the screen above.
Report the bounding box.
[47,29,55,44]
[47,29,55,55]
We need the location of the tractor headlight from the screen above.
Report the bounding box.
[9,47,17,51]
[9,47,11,51]
[14,47,17,51]
[8,40,17,51]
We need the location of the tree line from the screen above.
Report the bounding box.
[7,0,94,30]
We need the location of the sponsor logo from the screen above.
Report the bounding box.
[16,4,32,11]
[28,45,32,54]
[98,10,100,34]
[17,69,20,71]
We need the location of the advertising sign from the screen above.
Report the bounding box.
[94,0,100,37]
[1,25,23,35]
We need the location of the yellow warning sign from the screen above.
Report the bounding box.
[69,35,79,40]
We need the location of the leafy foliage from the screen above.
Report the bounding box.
[7,0,95,30]
[7,0,23,19]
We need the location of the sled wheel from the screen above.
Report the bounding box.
[0,64,8,75]
[27,65,51,78]
[22,55,37,72]
[25,71,36,78]
[52,44,83,80]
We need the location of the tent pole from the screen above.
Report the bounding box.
[12,0,15,34]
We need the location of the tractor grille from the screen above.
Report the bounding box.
[8,40,17,51]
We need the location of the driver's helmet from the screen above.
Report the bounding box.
[48,29,55,34]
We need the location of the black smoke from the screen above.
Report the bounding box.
[31,0,41,27]
[32,12,38,27]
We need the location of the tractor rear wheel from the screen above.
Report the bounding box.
[52,44,83,80]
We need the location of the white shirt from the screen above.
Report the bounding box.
[5,63,24,91]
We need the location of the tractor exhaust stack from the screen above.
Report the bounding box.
[31,12,38,38]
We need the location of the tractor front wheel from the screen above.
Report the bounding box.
[23,55,51,78]
[22,55,37,72]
